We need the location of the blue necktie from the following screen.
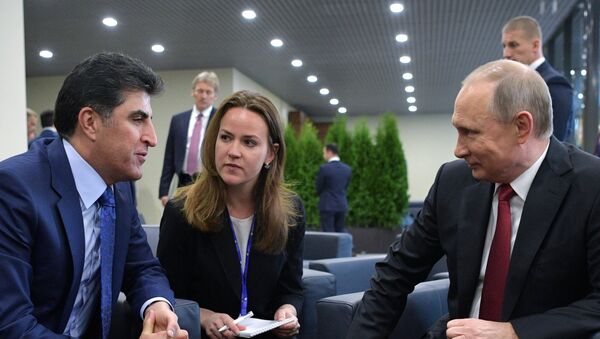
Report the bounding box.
[98,187,115,339]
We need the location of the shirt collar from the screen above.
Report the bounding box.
[192,105,213,119]
[62,139,108,209]
[529,57,546,70]
[328,156,340,162]
[496,141,549,201]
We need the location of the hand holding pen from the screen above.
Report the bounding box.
[203,311,250,339]
[218,311,254,333]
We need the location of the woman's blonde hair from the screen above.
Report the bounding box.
[175,90,297,254]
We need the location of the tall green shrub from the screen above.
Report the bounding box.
[325,115,353,167]
[370,113,409,228]
[347,120,377,227]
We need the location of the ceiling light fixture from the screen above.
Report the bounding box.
[390,3,404,13]
[242,9,256,20]
[407,96,416,103]
[338,107,347,114]
[395,34,408,42]
[402,72,413,80]
[405,85,415,93]
[151,44,165,53]
[291,59,303,67]
[307,75,318,83]
[399,55,411,64]
[319,88,330,95]
[39,50,53,58]
[102,17,118,27]
[408,105,417,112]
[330,98,339,105]
[270,38,283,47]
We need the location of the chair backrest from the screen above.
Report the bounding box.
[303,231,353,260]
[142,224,160,257]
[309,254,385,294]
[299,268,336,339]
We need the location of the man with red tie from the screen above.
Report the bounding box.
[347,60,600,338]
[159,71,219,206]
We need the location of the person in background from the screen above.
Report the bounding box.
[29,109,59,148]
[502,15,574,141]
[26,108,38,142]
[316,143,352,232]
[0,52,187,339]
[347,59,600,338]
[159,71,219,206]
[158,90,304,339]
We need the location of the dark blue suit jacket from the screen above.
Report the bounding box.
[28,128,59,148]
[159,108,216,197]
[536,61,574,141]
[0,138,174,337]
[316,160,352,212]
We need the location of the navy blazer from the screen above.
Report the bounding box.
[0,138,174,337]
[348,137,600,338]
[157,198,305,338]
[316,160,352,212]
[159,108,216,197]
[536,61,574,141]
[28,129,59,148]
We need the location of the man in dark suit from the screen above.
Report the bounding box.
[502,15,574,141]
[159,71,219,206]
[29,109,59,148]
[347,60,600,338]
[316,143,352,232]
[0,52,187,338]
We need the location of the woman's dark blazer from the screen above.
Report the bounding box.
[157,197,305,337]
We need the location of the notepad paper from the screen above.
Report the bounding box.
[237,316,295,338]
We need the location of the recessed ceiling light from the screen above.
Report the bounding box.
[408,105,417,112]
[402,72,413,80]
[39,50,53,58]
[395,34,408,43]
[578,93,584,99]
[338,107,347,114]
[570,69,576,76]
[399,55,411,64]
[307,75,318,83]
[151,44,165,53]
[242,9,256,20]
[319,88,330,95]
[270,39,283,47]
[330,98,339,105]
[291,59,303,67]
[102,17,118,27]
[405,85,415,93]
[581,69,587,76]
[407,96,416,103]
[390,3,404,13]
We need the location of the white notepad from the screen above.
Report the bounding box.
[237,317,295,338]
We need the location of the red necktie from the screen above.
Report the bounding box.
[186,114,203,174]
[479,184,515,321]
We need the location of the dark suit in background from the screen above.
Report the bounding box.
[317,159,352,232]
[536,60,574,141]
[158,107,215,198]
[0,139,174,336]
[157,198,305,338]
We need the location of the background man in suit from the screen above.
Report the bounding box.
[29,109,59,148]
[26,107,38,142]
[316,143,352,232]
[347,60,600,338]
[0,52,187,338]
[159,71,219,206]
[502,15,574,141]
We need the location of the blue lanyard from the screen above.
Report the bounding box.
[229,213,256,316]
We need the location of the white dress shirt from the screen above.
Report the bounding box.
[469,143,549,318]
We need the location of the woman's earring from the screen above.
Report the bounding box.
[264,163,271,169]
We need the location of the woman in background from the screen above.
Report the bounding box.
[157,90,304,339]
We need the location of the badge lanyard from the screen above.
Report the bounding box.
[229,214,256,316]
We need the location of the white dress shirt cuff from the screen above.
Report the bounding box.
[140,297,173,319]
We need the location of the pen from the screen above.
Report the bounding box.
[218,311,254,333]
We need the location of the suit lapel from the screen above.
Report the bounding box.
[456,181,494,317]
[210,215,243,300]
[503,138,571,318]
[47,139,86,328]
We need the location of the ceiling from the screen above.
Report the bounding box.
[24,0,578,121]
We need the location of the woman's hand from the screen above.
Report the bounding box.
[272,304,300,338]
[201,309,246,339]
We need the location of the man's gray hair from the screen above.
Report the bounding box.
[463,59,552,138]
[192,71,219,93]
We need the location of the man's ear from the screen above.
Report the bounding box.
[77,107,101,141]
[514,111,534,144]
[532,38,541,53]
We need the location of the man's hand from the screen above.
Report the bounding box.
[272,304,300,338]
[140,310,188,339]
[160,196,169,207]
[446,318,518,339]
[144,301,182,338]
